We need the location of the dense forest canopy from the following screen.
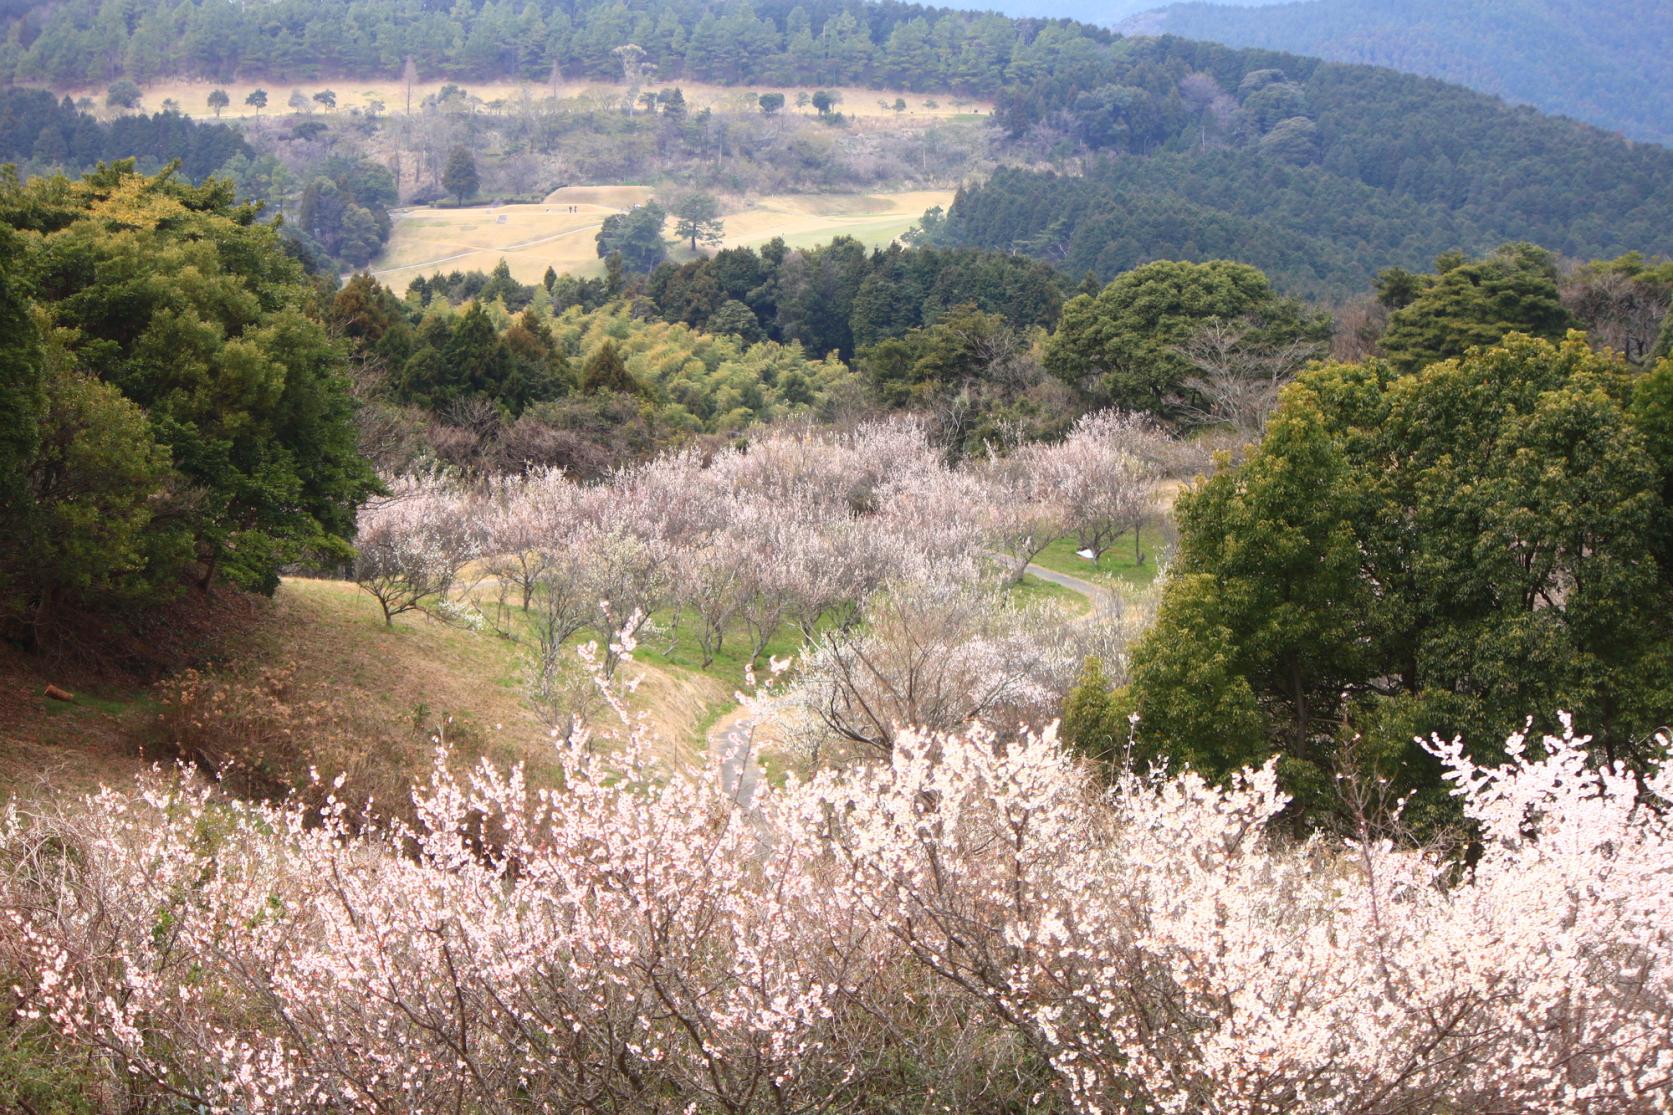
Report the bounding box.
[0,87,251,179]
[0,0,1115,93]
[1123,0,1673,145]
[1069,332,1673,829]
[3,1,1671,296]
[0,163,375,649]
[936,39,1673,296]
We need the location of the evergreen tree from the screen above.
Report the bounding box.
[707,299,763,343]
[1088,335,1673,827]
[673,193,724,253]
[580,341,640,395]
[0,163,376,634]
[443,146,480,206]
[595,203,668,272]
[0,231,43,564]
[1046,259,1326,411]
[1378,245,1571,373]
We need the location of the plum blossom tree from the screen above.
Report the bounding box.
[352,474,479,626]
[1040,409,1163,562]
[5,698,1668,1114]
[793,565,1067,755]
[976,444,1069,583]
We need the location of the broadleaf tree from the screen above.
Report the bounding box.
[1070,332,1673,827]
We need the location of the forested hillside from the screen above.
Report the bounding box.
[942,0,1286,23]
[0,88,250,178]
[6,0,1673,295]
[0,0,1110,93]
[940,39,1673,296]
[1123,0,1673,145]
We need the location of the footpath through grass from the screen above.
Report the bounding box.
[1031,527,1171,589]
[1006,572,1092,615]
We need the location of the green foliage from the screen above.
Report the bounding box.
[442,145,479,206]
[0,89,252,183]
[579,341,640,396]
[0,163,376,639]
[1045,260,1325,411]
[647,240,1064,363]
[546,302,856,435]
[944,39,1673,298]
[596,202,668,273]
[207,88,230,116]
[25,362,176,617]
[0,0,1119,103]
[296,157,395,267]
[672,193,724,253]
[1108,334,1673,826]
[0,1000,99,1115]
[390,300,571,415]
[1378,245,1570,373]
[105,79,141,109]
[706,299,764,343]
[0,234,45,615]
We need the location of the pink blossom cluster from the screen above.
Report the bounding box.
[5,710,1669,1112]
[359,417,1167,739]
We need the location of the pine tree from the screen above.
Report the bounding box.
[442,146,479,206]
[580,342,640,395]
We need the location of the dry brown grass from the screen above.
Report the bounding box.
[2,577,740,812]
[169,577,559,814]
[373,187,954,285]
[46,78,992,123]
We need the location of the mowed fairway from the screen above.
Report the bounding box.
[710,190,954,253]
[370,185,655,285]
[371,187,955,285]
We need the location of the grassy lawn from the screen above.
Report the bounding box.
[1005,572,1092,615]
[1032,527,1171,589]
[466,584,814,753]
[374,187,954,286]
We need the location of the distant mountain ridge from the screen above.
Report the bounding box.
[1122,0,1673,145]
[937,0,1287,24]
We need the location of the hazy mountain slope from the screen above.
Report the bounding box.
[942,38,1673,297]
[1122,0,1673,144]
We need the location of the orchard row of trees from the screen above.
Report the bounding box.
[353,415,1174,749]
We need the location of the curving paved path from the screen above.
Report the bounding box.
[710,557,1110,811]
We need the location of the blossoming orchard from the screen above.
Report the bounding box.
[4,415,1671,1113]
